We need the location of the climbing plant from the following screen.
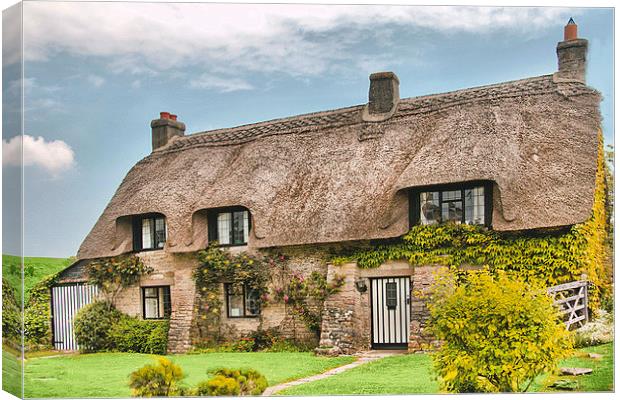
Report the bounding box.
[334,133,612,310]
[86,255,153,305]
[192,245,273,346]
[271,271,345,336]
[192,244,345,346]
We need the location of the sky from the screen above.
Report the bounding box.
[1,2,615,258]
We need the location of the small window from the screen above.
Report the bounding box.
[208,208,250,246]
[133,214,166,251]
[411,182,492,227]
[142,286,171,319]
[385,282,397,309]
[225,283,260,318]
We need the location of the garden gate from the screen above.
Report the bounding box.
[370,276,411,349]
[547,278,589,330]
[51,283,99,350]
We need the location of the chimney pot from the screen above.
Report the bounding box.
[564,17,578,40]
[170,114,178,121]
[160,111,171,119]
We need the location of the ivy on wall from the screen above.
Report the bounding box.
[192,245,345,346]
[334,132,612,309]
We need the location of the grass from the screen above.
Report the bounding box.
[2,346,22,398]
[2,254,73,302]
[24,352,354,398]
[279,342,614,395]
[278,352,439,395]
[529,342,614,392]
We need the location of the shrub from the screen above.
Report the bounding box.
[128,357,184,397]
[572,310,614,348]
[74,300,122,352]
[428,269,573,393]
[24,274,58,349]
[2,278,21,341]
[201,368,267,396]
[195,376,240,396]
[109,316,169,354]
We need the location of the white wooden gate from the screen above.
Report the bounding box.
[370,277,411,349]
[547,279,589,330]
[51,283,99,350]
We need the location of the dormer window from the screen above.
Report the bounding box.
[132,213,166,251]
[409,182,492,227]
[207,207,251,246]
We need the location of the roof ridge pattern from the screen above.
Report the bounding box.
[157,74,596,155]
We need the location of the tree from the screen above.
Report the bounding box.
[427,269,572,393]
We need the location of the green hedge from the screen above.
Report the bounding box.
[24,274,58,349]
[109,315,169,354]
[2,278,21,342]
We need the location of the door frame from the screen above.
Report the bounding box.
[369,276,411,350]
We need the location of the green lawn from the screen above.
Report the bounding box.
[279,352,439,395]
[2,346,22,398]
[279,342,613,395]
[530,342,614,392]
[24,352,354,398]
[2,254,73,302]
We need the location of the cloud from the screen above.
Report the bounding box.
[87,74,105,88]
[189,74,254,92]
[3,135,76,176]
[20,3,576,80]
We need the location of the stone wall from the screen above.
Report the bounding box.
[318,260,441,354]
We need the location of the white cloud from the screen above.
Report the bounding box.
[87,74,105,88]
[189,74,254,92]
[21,3,576,79]
[3,135,76,176]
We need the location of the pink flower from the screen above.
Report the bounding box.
[283,295,289,303]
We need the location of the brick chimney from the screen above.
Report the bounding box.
[151,112,185,151]
[555,18,588,83]
[362,71,400,122]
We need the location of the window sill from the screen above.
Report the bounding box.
[226,315,260,319]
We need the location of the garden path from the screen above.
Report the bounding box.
[262,350,405,396]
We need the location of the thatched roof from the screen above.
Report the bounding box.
[77,74,601,259]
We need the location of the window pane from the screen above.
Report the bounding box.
[232,211,247,245]
[386,282,397,309]
[226,284,244,317]
[142,218,153,249]
[465,186,485,225]
[420,192,440,225]
[155,218,166,248]
[218,213,231,245]
[245,287,260,316]
[145,298,159,319]
[442,200,463,223]
[243,211,249,244]
[442,190,462,201]
[144,287,157,297]
[162,287,172,318]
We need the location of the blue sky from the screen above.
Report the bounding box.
[1,3,614,257]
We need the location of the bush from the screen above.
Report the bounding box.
[195,376,240,396]
[74,300,122,352]
[572,310,614,348]
[428,269,573,393]
[109,316,169,354]
[24,274,58,349]
[200,368,267,396]
[2,278,21,341]
[129,357,184,397]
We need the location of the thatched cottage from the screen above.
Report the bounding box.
[52,20,601,354]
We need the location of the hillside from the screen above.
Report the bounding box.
[2,255,73,302]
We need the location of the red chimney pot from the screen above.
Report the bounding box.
[160,112,171,120]
[564,18,578,41]
[170,114,178,121]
